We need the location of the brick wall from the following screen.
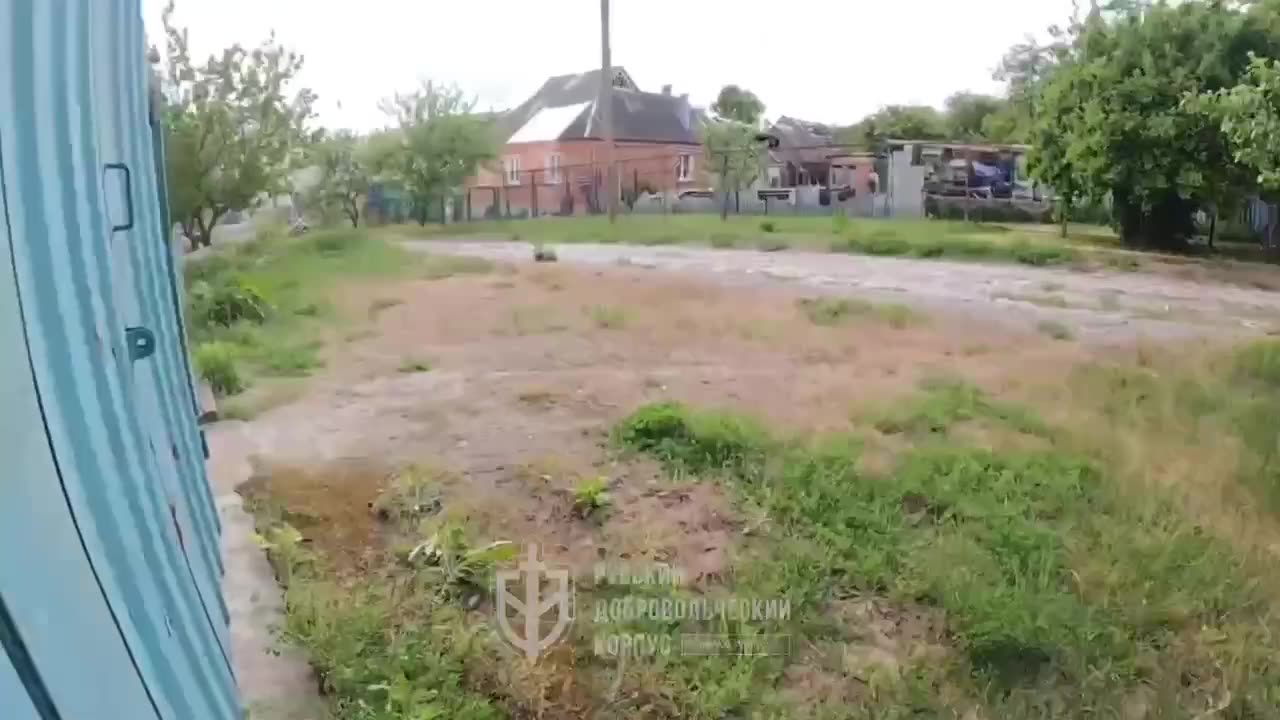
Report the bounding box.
[467,139,705,217]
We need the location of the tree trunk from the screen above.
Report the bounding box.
[193,214,213,249]
[1208,211,1216,252]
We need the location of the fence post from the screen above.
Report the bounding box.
[531,170,539,217]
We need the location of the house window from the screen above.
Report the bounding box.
[677,154,693,182]
[546,154,562,184]
[504,156,521,185]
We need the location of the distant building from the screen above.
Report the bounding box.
[465,67,704,218]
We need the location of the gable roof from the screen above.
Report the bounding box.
[560,90,698,143]
[497,67,638,139]
[499,68,699,145]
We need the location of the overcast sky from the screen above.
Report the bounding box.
[143,0,1076,132]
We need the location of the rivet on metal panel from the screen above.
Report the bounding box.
[164,614,175,638]
[124,326,156,361]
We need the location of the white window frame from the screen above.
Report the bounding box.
[546,153,562,184]
[677,153,693,182]
[504,156,521,185]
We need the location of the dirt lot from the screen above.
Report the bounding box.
[407,239,1280,343]
[219,246,1280,719]
[213,259,1090,469]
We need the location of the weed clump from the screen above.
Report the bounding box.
[194,341,245,396]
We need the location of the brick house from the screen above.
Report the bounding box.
[467,68,705,217]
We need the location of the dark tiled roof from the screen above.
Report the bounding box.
[559,89,698,144]
[500,68,698,145]
[497,68,634,139]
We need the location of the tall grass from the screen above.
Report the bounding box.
[184,229,488,402]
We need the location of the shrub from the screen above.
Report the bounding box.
[194,342,245,396]
[188,276,271,330]
[759,220,776,233]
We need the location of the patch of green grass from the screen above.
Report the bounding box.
[1037,319,1075,341]
[185,230,445,389]
[1234,339,1280,388]
[613,400,1278,713]
[759,220,777,233]
[708,232,737,248]
[587,304,628,330]
[873,302,923,328]
[397,356,432,373]
[259,341,324,378]
[797,296,869,325]
[419,254,494,279]
[194,341,245,396]
[797,296,924,328]
[275,552,504,719]
[872,377,1051,439]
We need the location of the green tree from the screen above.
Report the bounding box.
[711,85,766,125]
[702,120,764,219]
[838,105,947,147]
[1029,0,1275,249]
[378,81,496,225]
[943,92,1007,140]
[307,131,370,227]
[158,1,316,248]
[1195,53,1280,251]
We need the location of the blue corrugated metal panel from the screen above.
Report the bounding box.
[0,1,238,718]
[1,164,162,718]
[0,652,43,720]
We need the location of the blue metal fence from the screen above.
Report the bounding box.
[1,2,238,718]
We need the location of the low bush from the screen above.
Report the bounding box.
[188,276,271,330]
[194,341,245,396]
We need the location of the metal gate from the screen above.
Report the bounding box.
[0,1,238,718]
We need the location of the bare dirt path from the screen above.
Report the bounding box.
[402,238,1280,343]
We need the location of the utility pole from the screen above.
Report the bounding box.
[600,0,617,222]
